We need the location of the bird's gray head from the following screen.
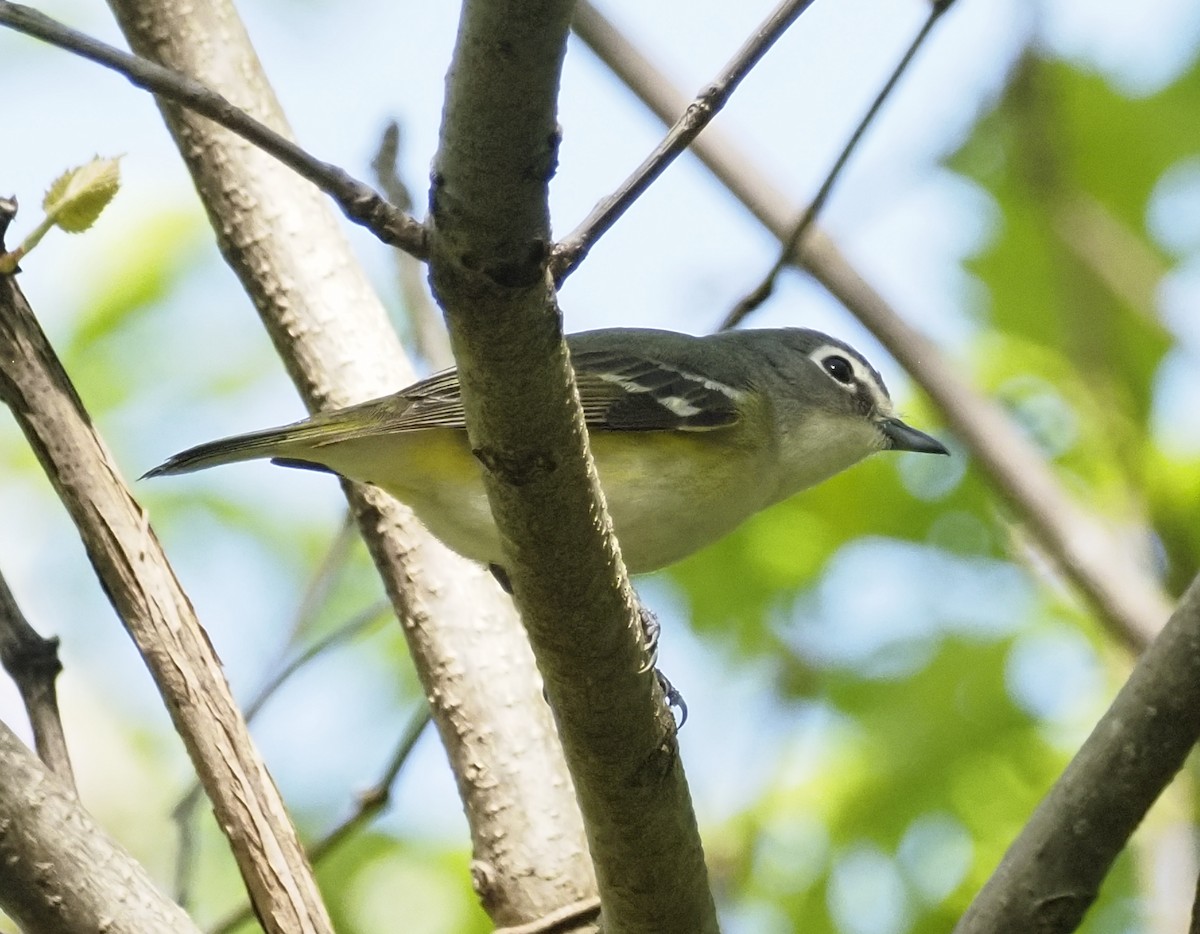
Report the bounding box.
[782,329,946,454]
[742,329,948,493]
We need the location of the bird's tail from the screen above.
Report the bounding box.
[141,417,332,479]
[143,393,422,481]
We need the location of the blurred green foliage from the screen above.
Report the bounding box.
[662,38,1200,934]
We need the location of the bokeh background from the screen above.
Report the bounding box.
[3,0,1200,931]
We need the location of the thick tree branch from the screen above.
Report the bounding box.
[0,212,328,932]
[0,1,427,257]
[571,0,1171,649]
[956,574,1200,931]
[0,567,74,789]
[104,0,596,927]
[552,0,818,280]
[0,717,200,934]
[428,1,716,931]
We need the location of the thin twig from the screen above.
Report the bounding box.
[246,603,391,722]
[210,705,432,934]
[0,1,427,257]
[308,707,430,863]
[370,123,454,370]
[571,0,1171,649]
[551,0,820,281]
[492,897,603,934]
[370,123,413,215]
[722,0,956,329]
[287,512,361,643]
[0,568,75,790]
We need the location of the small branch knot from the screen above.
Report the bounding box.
[473,446,557,487]
[470,858,497,904]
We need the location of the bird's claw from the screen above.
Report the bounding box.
[655,668,688,729]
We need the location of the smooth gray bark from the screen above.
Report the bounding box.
[0,718,200,934]
[430,1,718,930]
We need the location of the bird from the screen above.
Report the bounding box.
[145,327,948,573]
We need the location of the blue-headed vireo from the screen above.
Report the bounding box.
[145,328,947,572]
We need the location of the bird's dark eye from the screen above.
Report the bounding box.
[822,355,855,385]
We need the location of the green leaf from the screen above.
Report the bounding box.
[43,156,122,233]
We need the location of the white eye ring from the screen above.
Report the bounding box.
[821,354,855,386]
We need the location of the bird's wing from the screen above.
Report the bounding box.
[571,347,743,431]
[356,348,744,435]
[376,368,470,431]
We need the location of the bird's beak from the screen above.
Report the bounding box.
[877,417,949,455]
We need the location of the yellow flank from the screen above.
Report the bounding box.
[590,429,754,504]
[372,427,479,495]
[590,428,771,571]
[295,421,770,573]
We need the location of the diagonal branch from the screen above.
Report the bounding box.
[551,0,819,281]
[0,202,331,933]
[956,573,1200,932]
[0,566,74,789]
[172,599,390,905]
[103,0,597,927]
[571,0,1171,649]
[0,1,427,257]
[211,706,432,934]
[173,512,362,907]
[0,716,201,933]
[428,1,716,931]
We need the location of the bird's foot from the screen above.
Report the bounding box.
[655,667,688,729]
